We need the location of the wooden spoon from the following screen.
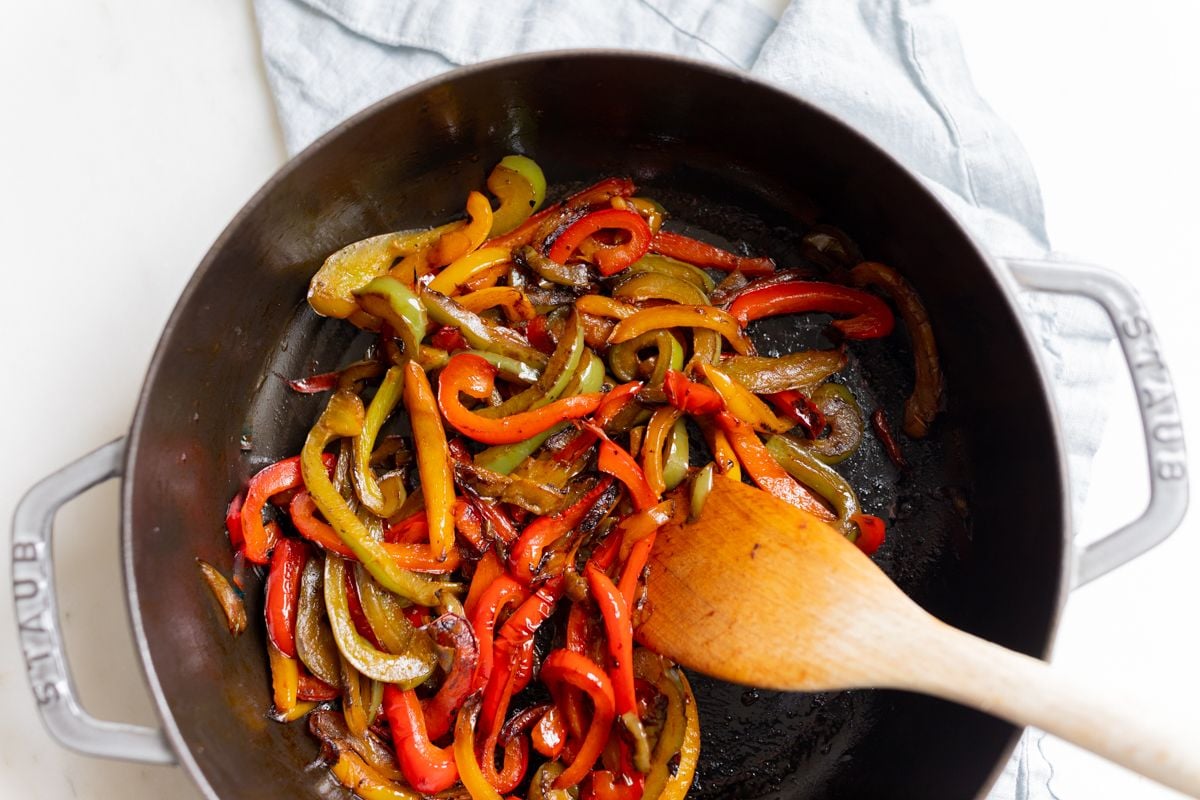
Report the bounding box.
[637,476,1200,797]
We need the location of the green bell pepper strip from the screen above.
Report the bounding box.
[718,350,847,395]
[607,330,684,384]
[663,416,690,491]
[477,311,585,419]
[487,155,547,236]
[301,390,456,606]
[625,253,716,293]
[473,348,605,475]
[764,433,862,536]
[465,349,540,384]
[689,463,716,523]
[613,270,709,306]
[353,276,428,359]
[809,382,864,464]
[519,244,591,287]
[323,554,437,686]
[352,365,406,517]
[295,556,342,687]
[421,288,549,370]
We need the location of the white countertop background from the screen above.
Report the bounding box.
[1,1,1197,797]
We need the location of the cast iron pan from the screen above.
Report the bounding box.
[124,52,1068,799]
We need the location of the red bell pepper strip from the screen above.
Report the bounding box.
[728,281,894,339]
[484,203,561,251]
[531,706,566,759]
[453,498,487,553]
[650,230,775,277]
[483,177,637,251]
[541,650,617,789]
[585,564,637,719]
[289,490,355,557]
[524,315,557,354]
[343,567,384,650]
[508,477,615,584]
[581,423,658,513]
[382,685,460,794]
[296,672,340,702]
[469,497,519,546]
[286,370,341,394]
[438,353,604,445]
[430,325,469,352]
[481,579,564,735]
[225,493,245,550]
[618,534,655,612]
[383,511,429,544]
[662,370,724,415]
[715,412,836,521]
[592,770,646,800]
[264,538,307,658]
[552,381,643,465]
[851,513,887,555]
[548,208,652,277]
[463,550,504,621]
[767,390,826,439]
[421,614,479,741]
[469,575,527,690]
[240,454,335,564]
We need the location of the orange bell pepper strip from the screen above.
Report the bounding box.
[581,422,658,513]
[421,614,479,741]
[428,191,493,268]
[402,359,455,560]
[661,369,723,415]
[541,650,617,790]
[851,512,887,555]
[428,246,512,295]
[240,454,334,564]
[383,685,459,794]
[463,549,504,620]
[728,280,895,339]
[650,230,775,276]
[609,305,754,356]
[455,286,536,322]
[641,406,682,496]
[436,353,604,445]
[575,294,641,320]
[715,412,835,521]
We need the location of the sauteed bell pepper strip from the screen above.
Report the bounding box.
[715,412,835,521]
[584,565,640,730]
[697,362,794,434]
[661,369,723,415]
[718,350,846,395]
[268,639,300,717]
[482,176,636,252]
[583,422,658,513]
[469,575,526,690]
[851,261,943,438]
[351,365,407,517]
[766,389,826,439]
[327,746,424,800]
[295,558,341,686]
[421,288,549,370]
[763,433,876,544]
[479,311,585,419]
[541,650,617,790]
[428,191,493,267]
[547,208,652,277]
[456,286,537,322]
[808,382,864,464]
[508,477,616,584]
[429,247,513,296]
[353,276,429,357]
[197,560,247,636]
[650,230,775,276]
[437,353,604,445]
[575,294,640,321]
[487,156,547,236]
[421,614,479,740]
[383,685,460,794]
[454,697,505,800]
[324,555,438,685]
[265,538,308,658]
[640,407,682,497]
[402,359,456,561]
[728,281,895,339]
[609,304,754,356]
[302,391,457,605]
[241,453,335,564]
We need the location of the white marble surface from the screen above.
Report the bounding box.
[0,1,1196,798]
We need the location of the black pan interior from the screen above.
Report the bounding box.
[124,52,1068,800]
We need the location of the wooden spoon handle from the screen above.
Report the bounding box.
[887,618,1200,797]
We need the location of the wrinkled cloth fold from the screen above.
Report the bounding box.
[252,1,1113,796]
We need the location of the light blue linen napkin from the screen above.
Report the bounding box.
[252,1,1115,796]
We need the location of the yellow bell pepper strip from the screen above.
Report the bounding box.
[714,411,836,521]
[541,650,617,790]
[808,382,864,465]
[309,709,409,783]
[851,261,943,438]
[613,270,709,307]
[575,294,639,321]
[323,554,438,685]
[428,246,513,296]
[301,391,453,604]
[487,155,547,236]
[353,563,436,661]
[621,196,667,234]
[547,208,652,277]
[196,559,247,637]
[421,288,549,370]
[295,557,341,686]
[609,304,754,356]
[641,406,682,496]
[428,190,493,267]
[268,638,299,718]
[634,653,700,800]
[382,685,460,794]
[240,453,334,565]
[606,330,683,385]
[353,277,428,358]
[718,349,846,394]
[454,696,505,800]
[728,280,895,339]
[352,365,406,517]
[400,359,456,561]
[307,224,456,319]
[437,353,604,445]
[456,285,536,322]
[650,230,775,276]
[327,745,424,800]
[697,362,794,434]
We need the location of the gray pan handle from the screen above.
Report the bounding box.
[1006,258,1189,586]
[10,437,176,764]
